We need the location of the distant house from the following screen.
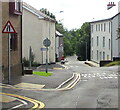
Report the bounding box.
[22,2,56,65]
[1,1,23,83]
[55,31,64,61]
[90,13,120,63]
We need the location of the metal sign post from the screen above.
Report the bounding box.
[2,20,16,84]
[43,38,51,73]
[46,47,48,73]
[8,33,11,83]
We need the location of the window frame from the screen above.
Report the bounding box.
[109,39,111,50]
[103,36,105,47]
[97,50,99,60]
[103,51,105,60]
[97,36,99,46]
[10,33,18,51]
[104,23,106,32]
[9,0,22,15]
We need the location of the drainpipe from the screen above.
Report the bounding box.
[111,21,113,61]
[20,12,23,75]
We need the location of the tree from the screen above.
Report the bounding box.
[75,22,90,60]
[55,22,91,59]
[40,8,56,19]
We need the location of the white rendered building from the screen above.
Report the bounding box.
[22,2,56,64]
[90,13,120,63]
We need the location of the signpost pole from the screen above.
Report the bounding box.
[8,33,11,83]
[46,47,48,73]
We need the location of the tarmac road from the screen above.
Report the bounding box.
[1,55,119,109]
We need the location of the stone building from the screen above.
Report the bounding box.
[1,0,22,83]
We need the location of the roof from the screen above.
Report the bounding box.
[23,2,56,22]
[56,31,63,37]
[90,12,120,24]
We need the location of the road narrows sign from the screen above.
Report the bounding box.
[2,21,16,33]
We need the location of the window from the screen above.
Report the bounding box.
[101,24,103,31]
[109,39,111,50]
[9,0,22,15]
[103,37,105,47]
[97,50,99,60]
[104,23,106,32]
[91,25,93,33]
[98,24,100,31]
[10,34,18,51]
[107,55,109,60]
[96,24,98,31]
[92,50,93,59]
[100,52,102,60]
[91,38,93,47]
[103,52,105,60]
[109,22,111,33]
[15,0,22,12]
[97,36,99,46]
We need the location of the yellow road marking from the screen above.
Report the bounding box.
[1,95,17,103]
[0,92,45,109]
[67,74,80,89]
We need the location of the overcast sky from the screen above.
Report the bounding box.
[23,0,119,30]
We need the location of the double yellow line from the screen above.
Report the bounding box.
[0,92,45,109]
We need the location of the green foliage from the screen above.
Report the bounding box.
[23,52,39,67]
[104,61,120,67]
[64,37,74,56]
[56,22,74,56]
[75,22,91,60]
[40,8,56,19]
[56,22,91,59]
[22,57,29,67]
[31,50,35,65]
[33,71,53,76]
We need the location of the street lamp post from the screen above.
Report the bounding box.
[86,42,88,61]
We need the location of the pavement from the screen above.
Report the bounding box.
[1,62,80,109]
[7,63,74,89]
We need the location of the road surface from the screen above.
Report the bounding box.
[2,56,119,109]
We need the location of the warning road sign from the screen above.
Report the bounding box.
[2,21,16,33]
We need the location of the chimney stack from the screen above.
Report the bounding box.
[107,2,116,10]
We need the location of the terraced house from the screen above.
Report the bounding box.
[1,0,23,83]
[90,12,120,64]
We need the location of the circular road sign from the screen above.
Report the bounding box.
[43,38,51,47]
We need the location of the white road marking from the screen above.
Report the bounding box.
[88,75,91,78]
[81,73,118,80]
[108,76,113,79]
[8,98,27,110]
[104,77,108,79]
[92,75,95,77]
[99,77,104,79]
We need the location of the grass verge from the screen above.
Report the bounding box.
[33,71,53,77]
[104,61,120,67]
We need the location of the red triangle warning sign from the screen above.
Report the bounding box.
[2,21,16,33]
